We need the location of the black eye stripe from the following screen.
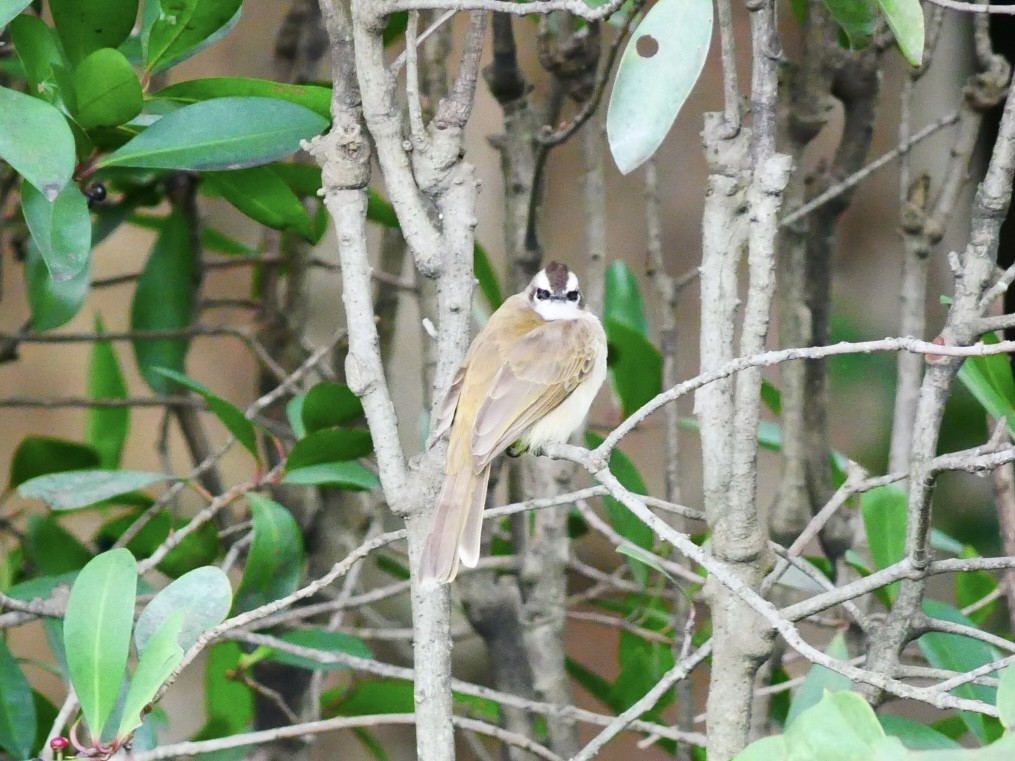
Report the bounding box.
[566,290,580,301]
[535,288,550,300]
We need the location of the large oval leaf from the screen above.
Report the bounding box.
[233,494,304,614]
[606,0,712,174]
[130,210,196,394]
[134,566,232,654]
[10,15,76,113]
[282,461,380,491]
[21,181,91,281]
[155,77,332,119]
[300,383,363,434]
[0,638,37,759]
[266,629,373,671]
[824,0,878,50]
[98,97,329,171]
[287,428,373,469]
[64,549,137,739]
[49,0,138,64]
[18,470,171,510]
[73,48,144,128]
[0,85,75,198]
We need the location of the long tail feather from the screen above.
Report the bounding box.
[458,465,491,569]
[419,467,476,583]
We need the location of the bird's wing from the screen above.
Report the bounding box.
[470,318,601,468]
[428,364,466,447]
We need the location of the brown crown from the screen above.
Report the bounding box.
[544,261,570,292]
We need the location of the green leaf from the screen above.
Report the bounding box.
[0,0,34,31]
[31,690,59,758]
[25,241,89,330]
[998,666,1015,731]
[611,618,674,718]
[0,638,37,759]
[145,0,243,74]
[158,520,220,578]
[131,208,196,393]
[732,735,787,761]
[301,383,363,433]
[266,629,373,671]
[99,97,328,171]
[876,0,924,66]
[879,715,961,751]
[19,470,171,510]
[25,516,93,574]
[323,679,415,717]
[777,691,887,759]
[958,332,1015,432]
[203,166,313,239]
[955,545,998,626]
[606,0,712,173]
[49,0,138,64]
[87,315,130,468]
[786,632,852,726]
[606,321,663,418]
[200,642,253,734]
[585,432,653,583]
[0,85,75,198]
[9,436,100,489]
[605,261,650,335]
[861,485,907,603]
[919,599,1001,743]
[286,395,307,439]
[10,15,77,113]
[64,549,137,739]
[287,428,374,469]
[233,494,304,614]
[155,77,332,119]
[474,243,503,310]
[96,510,171,559]
[135,566,232,654]
[21,180,91,281]
[72,48,143,128]
[604,262,662,417]
[117,610,185,740]
[153,368,259,461]
[823,0,878,49]
[26,239,91,330]
[282,461,380,491]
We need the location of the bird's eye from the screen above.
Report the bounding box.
[566,290,580,302]
[535,288,550,300]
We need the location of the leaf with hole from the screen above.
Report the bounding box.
[64,549,137,739]
[606,0,712,173]
[233,494,304,614]
[18,470,171,510]
[0,85,75,198]
[99,97,328,171]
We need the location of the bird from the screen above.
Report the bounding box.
[419,261,608,583]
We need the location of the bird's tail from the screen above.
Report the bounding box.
[418,465,491,583]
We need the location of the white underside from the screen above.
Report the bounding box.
[523,326,607,449]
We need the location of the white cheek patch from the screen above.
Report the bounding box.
[534,299,581,321]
